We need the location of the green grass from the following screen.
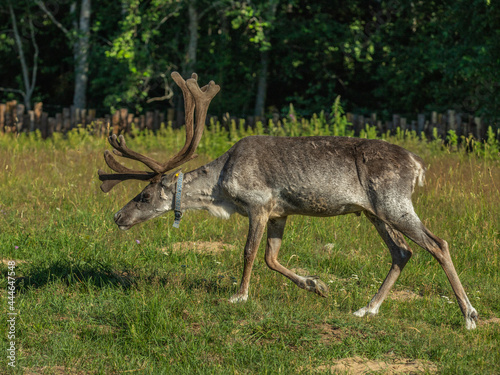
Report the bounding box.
[0,127,499,374]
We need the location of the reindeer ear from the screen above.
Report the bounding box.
[161,169,182,186]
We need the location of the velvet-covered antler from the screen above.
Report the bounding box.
[98,72,220,192]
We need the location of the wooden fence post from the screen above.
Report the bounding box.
[88,109,96,123]
[139,114,145,130]
[127,113,134,131]
[41,112,48,138]
[70,106,76,129]
[63,108,71,132]
[75,107,82,127]
[400,117,407,131]
[146,111,154,130]
[167,108,175,125]
[119,108,128,133]
[16,104,25,132]
[34,102,43,132]
[448,110,456,134]
[28,110,35,132]
[417,113,425,135]
[392,114,400,132]
[0,103,6,132]
[48,116,55,138]
[80,109,87,127]
[410,120,416,132]
[474,117,482,140]
[430,111,437,137]
[112,110,120,134]
[55,113,63,132]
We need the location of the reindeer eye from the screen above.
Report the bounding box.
[142,192,152,202]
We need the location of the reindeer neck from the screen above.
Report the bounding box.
[180,155,236,219]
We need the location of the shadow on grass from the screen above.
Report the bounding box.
[7,259,140,292]
[184,275,238,297]
[4,259,238,297]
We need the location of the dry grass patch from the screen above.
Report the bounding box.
[23,366,89,375]
[2,258,29,265]
[290,267,311,276]
[306,354,437,374]
[389,290,422,301]
[165,241,236,254]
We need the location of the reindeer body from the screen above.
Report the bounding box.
[101,73,478,330]
[181,136,423,221]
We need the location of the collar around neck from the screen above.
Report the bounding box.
[172,172,184,228]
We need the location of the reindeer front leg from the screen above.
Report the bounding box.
[229,210,268,303]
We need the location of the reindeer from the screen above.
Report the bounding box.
[98,72,478,330]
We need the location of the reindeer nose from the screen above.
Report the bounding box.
[114,212,122,223]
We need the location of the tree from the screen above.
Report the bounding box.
[0,2,39,111]
[35,0,91,109]
[230,0,279,118]
[98,0,182,112]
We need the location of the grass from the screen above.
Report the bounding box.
[0,126,499,374]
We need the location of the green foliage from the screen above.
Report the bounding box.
[471,126,500,160]
[359,124,378,139]
[229,1,277,51]
[446,129,459,150]
[2,0,499,122]
[331,96,353,137]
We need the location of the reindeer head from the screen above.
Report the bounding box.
[98,72,220,230]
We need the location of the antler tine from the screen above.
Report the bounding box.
[98,71,219,192]
[107,134,165,173]
[98,142,157,192]
[98,169,154,193]
[168,72,197,167]
[150,72,219,173]
[184,78,221,157]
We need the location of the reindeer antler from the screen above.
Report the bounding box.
[98,72,220,193]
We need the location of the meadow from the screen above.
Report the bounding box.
[1,116,499,374]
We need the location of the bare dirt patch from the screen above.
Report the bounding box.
[308,355,437,374]
[164,241,236,254]
[479,317,500,326]
[389,290,422,301]
[318,324,351,344]
[317,323,372,345]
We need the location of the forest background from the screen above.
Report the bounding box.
[1,0,499,124]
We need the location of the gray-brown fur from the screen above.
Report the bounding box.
[109,135,478,330]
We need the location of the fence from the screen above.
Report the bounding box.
[0,100,497,141]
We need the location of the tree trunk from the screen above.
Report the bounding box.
[253,0,278,118]
[176,2,199,127]
[73,0,91,109]
[8,4,37,111]
[184,2,198,75]
[254,50,269,118]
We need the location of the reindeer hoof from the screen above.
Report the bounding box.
[466,308,478,330]
[229,293,248,303]
[353,305,379,317]
[302,276,329,298]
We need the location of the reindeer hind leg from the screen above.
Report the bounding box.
[389,213,478,329]
[354,212,413,317]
